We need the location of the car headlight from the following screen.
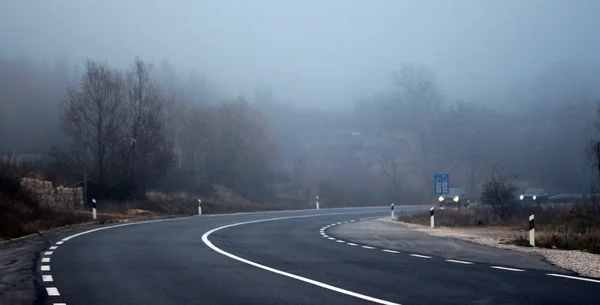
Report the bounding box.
[438,196,444,202]
[453,196,459,202]
[533,195,537,200]
[519,195,524,200]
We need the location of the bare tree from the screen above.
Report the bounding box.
[62,60,126,190]
[377,146,402,196]
[122,58,174,197]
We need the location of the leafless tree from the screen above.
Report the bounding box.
[62,60,126,189]
[122,58,174,197]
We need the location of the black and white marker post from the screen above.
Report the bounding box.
[316,196,319,210]
[430,206,435,228]
[198,199,202,216]
[92,199,97,220]
[529,214,535,246]
[391,203,395,218]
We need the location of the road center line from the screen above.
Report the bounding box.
[46,287,60,296]
[361,245,376,249]
[347,243,358,246]
[201,211,401,305]
[382,249,399,254]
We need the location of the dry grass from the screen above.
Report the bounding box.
[397,205,600,254]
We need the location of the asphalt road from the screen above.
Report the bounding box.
[40,206,600,305]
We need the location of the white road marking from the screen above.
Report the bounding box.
[409,254,432,259]
[41,265,50,271]
[56,241,64,245]
[201,212,403,305]
[446,259,473,265]
[361,246,376,249]
[490,266,525,272]
[382,249,400,254]
[46,287,60,296]
[336,240,345,243]
[336,222,342,224]
[547,273,600,283]
[49,246,58,250]
[44,251,53,256]
[347,243,358,246]
[328,237,335,240]
[42,275,53,282]
[54,303,67,305]
[350,220,356,222]
[42,257,50,263]
[61,216,193,241]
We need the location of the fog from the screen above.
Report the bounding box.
[2,1,600,207]
[3,1,600,108]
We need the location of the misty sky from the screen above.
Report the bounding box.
[2,1,600,108]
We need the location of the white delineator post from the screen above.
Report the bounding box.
[316,196,319,210]
[92,199,97,220]
[198,199,202,216]
[529,214,535,246]
[391,203,395,218]
[430,207,435,228]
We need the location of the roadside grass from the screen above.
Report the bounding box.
[396,204,600,254]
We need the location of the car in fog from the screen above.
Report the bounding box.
[438,188,469,208]
[519,188,549,204]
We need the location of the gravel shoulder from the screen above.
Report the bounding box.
[375,217,600,278]
[330,218,576,274]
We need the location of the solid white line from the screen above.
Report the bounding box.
[361,246,376,249]
[46,287,60,296]
[61,217,191,241]
[490,266,525,272]
[201,212,402,305]
[41,265,50,271]
[54,303,67,305]
[382,249,400,254]
[446,259,473,265]
[336,240,345,243]
[547,273,600,283]
[56,241,64,245]
[409,254,432,259]
[41,257,50,263]
[44,251,53,256]
[347,243,358,246]
[49,246,58,250]
[42,275,53,282]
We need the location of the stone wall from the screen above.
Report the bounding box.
[20,178,84,210]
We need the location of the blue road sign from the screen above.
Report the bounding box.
[434,174,450,195]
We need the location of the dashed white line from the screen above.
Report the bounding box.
[46,287,60,296]
[42,275,53,282]
[54,303,67,305]
[382,249,400,254]
[328,237,335,240]
[49,246,58,250]
[361,246,376,249]
[44,251,53,256]
[41,265,50,271]
[490,266,525,272]
[336,222,342,225]
[56,241,64,245]
[547,273,600,283]
[41,257,50,263]
[347,243,358,246]
[446,259,473,265]
[350,220,356,222]
[409,254,432,259]
[336,240,345,243]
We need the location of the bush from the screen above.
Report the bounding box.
[480,169,518,221]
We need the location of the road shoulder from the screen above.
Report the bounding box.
[329,218,570,273]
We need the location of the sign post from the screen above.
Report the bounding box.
[198,199,202,216]
[316,196,319,210]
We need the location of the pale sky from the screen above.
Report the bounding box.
[2,0,599,108]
